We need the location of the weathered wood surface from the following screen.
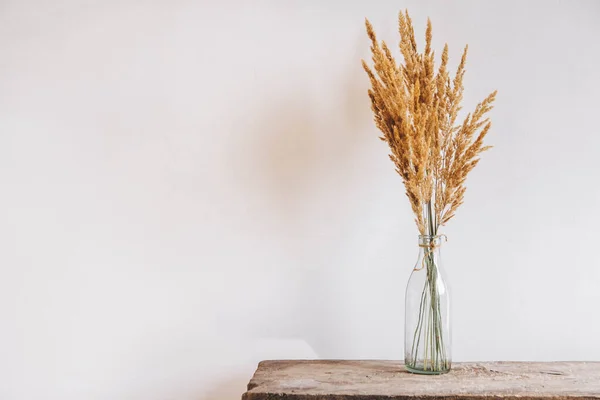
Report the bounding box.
[242,360,600,400]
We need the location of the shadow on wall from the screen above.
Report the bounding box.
[230,40,374,358]
[195,57,373,400]
[250,65,371,225]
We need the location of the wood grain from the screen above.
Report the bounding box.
[242,360,600,400]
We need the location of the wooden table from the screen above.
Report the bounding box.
[242,360,600,399]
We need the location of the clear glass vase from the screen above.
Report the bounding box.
[405,234,451,374]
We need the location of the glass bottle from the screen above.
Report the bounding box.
[404,234,451,374]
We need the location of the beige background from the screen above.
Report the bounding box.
[1,0,599,399]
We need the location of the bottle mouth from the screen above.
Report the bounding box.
[418,235,446,246]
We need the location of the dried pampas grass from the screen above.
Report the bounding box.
[362,10,496,235]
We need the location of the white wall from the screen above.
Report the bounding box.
[1,0,599,399]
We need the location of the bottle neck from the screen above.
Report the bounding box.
[416,235,445,269]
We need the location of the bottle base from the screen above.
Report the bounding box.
[405,364,451,375]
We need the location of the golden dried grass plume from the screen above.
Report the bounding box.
[362,10,497,234]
